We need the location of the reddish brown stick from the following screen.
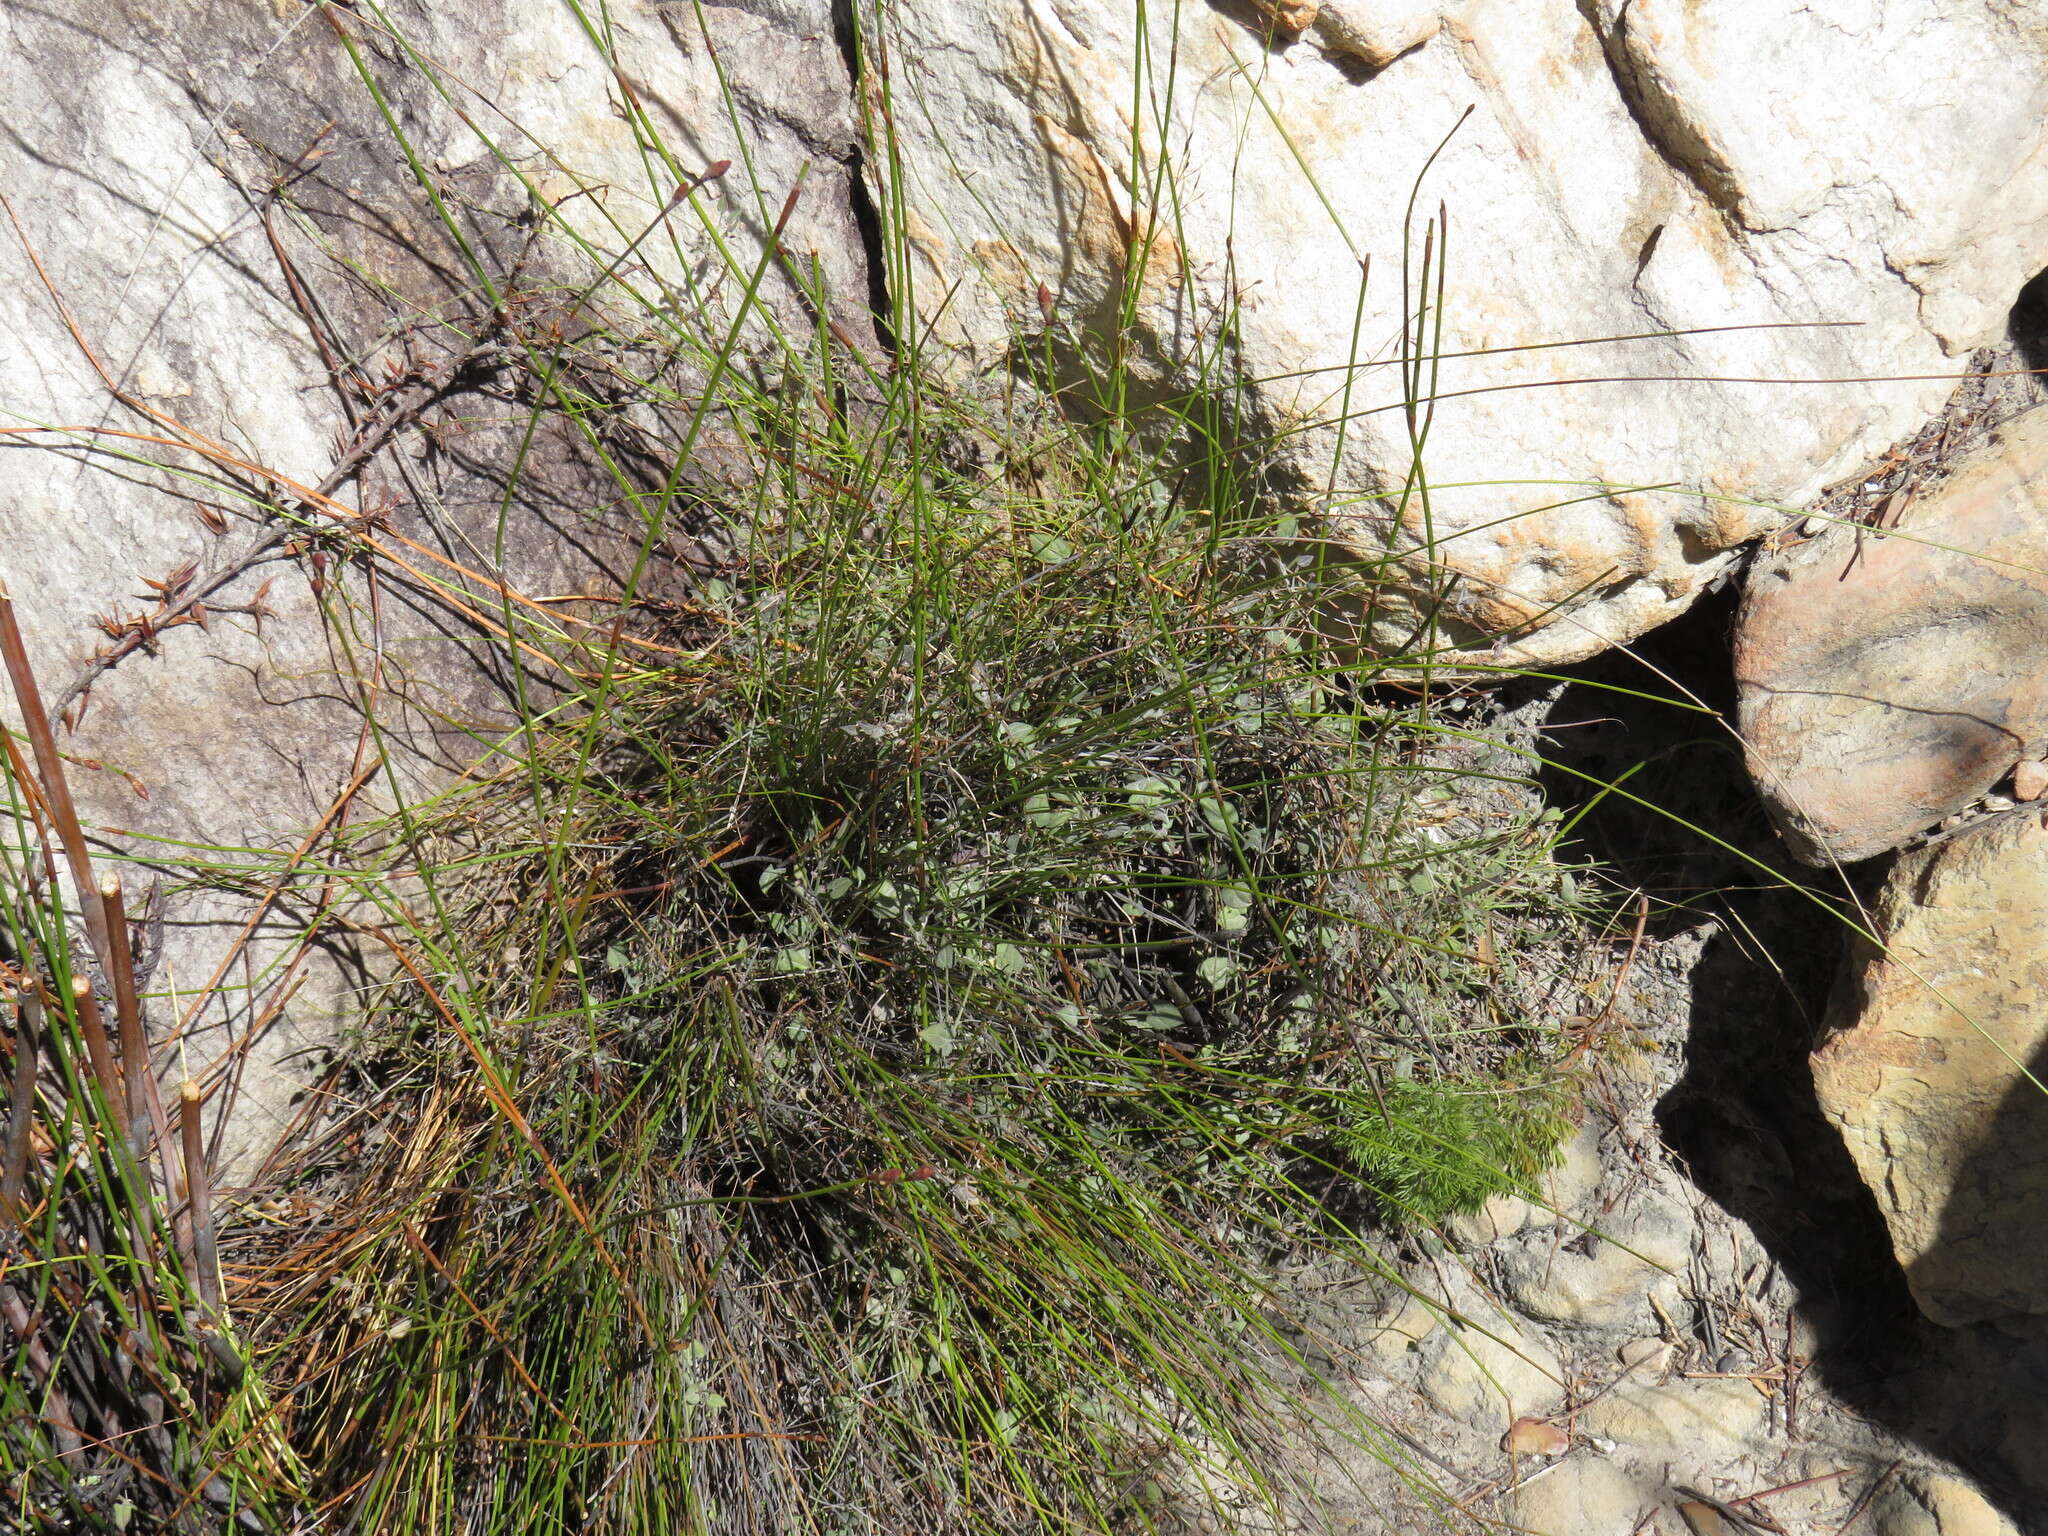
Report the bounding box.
[68,975,120,1109]
[0,581,109,969]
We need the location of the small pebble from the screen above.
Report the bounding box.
[2015,759,2048,801]
[1617,1336,1673,1372]
[1982,793,2016,812]
[1500,1416,1570,1456]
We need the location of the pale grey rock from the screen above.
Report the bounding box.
[1736,408,2048,865]
[1616,1336,1675,1373]
[1499,1181,1692,1329]
[1512,1456,1650,1536]
[1575,1375,1769,1472]
[1529,1120,1604,1218]
[1416,1306,1563,1423]
[872,0,2048,665]
[1311,0,1441,70]
[1871,1471,2022,1536]
[1359,1286,1443,1373]
[0,0,869,1169]
[1444,1190,1531,1247]
[1813,811,2048,1326]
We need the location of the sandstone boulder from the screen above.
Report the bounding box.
[873,0,2048,663]
[1497,1176,1691,1330]
[1736,408,2048,865]
[1813,811,2048,1326]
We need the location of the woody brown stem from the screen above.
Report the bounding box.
[97,877,169,1164]
[178,1080,219,1315]
[67,975,119,1110]
[0,581,109,970]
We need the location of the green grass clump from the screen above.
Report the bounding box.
[205,5,1603,1516]
[0,2,1619,1527]
[0,645,302,1532]
[239,351,1594,1532]
[1337,1073,1573,1227]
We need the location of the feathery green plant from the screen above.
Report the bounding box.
[1337,1073,1573,1227]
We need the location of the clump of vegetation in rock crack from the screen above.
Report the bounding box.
[235,339,1602,1533]
[0,7,1618,1529]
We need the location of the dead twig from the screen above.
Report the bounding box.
[1784,1311,1802,1441]
[1673,1485,1784,1534]
[178,1079,219,1319]
[1735,1467,1851,1505]
[2,987,39,1216]
[1590,890,1650,1034]
[167,757,377,1044]
[99,876,169,1166]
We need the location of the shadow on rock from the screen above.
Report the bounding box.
[1873,1033,2048,1525]
[1533,588,2047,1530]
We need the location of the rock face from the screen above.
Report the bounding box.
[1871,1471,2023,1536]
[872,0,2048,663]
[1494,1151,1692,1330]
[0,0,868,1165]
[1415,1298,1562,1422]
[1736,408,2048,866]
[1573,1373,1769,1470]
[1512,1456,1650,1536]
[1813,811,2048,1327]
